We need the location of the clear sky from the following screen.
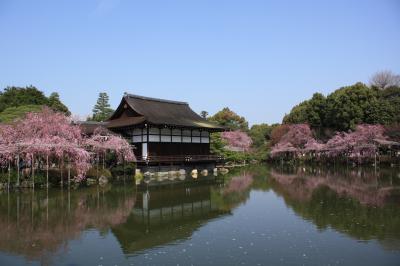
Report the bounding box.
[1,0,399,125]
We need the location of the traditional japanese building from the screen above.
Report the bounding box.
[105,94,225,167]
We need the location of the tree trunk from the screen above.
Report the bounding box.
[46,155,49,188]
[8,159,11,191]
[60,153,64,188]
[32,154,35,190]
[123,158,126,180]
[68,160,71,187]
[103,151,105,170]
[17,154,20,186]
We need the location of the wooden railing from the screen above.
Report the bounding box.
[137,154,224,163]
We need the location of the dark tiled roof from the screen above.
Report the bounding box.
[107,116,146,129]
[108,94,225,131]
[74,121,110,135]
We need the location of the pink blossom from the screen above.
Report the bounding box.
[270,124,314,157]
[85,127,136,163]
[271,123,387,160]
[221,131,252,152]
[0,107,90,180]
[223,174,253,195]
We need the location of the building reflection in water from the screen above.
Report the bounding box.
[0,165,399,264]
[112,177,232,255]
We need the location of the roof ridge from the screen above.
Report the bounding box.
[124,93,188,105]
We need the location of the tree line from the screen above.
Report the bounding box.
[0,86,70,123]
[204,70,400,162]
[1,70,399,163]
[283,71,400,132]
[0,86,115,123]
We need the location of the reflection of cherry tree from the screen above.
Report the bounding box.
[270,167,397,206]
[211,173,254,211]
[0,187,136,262]
[223,174,253,195]
[221,131,252,152]
[269,167,400,243]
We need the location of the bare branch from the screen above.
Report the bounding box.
[370,70,400,89]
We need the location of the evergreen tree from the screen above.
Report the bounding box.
[48,92,70,115]
[200,110,208,118]
[209,107,248,131]
[90,92,114,122]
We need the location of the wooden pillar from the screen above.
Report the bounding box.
[142,126,150,159]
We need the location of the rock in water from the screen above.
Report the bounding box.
[99,176,108,186]
[219,168,229,175]
[179,169,186,175]
[86,178,97,186]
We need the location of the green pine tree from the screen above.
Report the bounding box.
[48,92,70,115]
[90,92,114,122]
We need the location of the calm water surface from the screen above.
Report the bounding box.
[0,165,399,265]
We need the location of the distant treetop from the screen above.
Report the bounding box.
[370,70,400,90]
[89,92,114,122]
[283,74,400,131]
[0,86,71,123]
[209,107,248,131]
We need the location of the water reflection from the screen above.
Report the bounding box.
[0,165,399,265]
[269,165,400,248]
[0,186,136,264]
[113,181,230,255]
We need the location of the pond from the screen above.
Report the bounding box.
[0,165,399,265]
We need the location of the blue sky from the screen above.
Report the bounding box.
[0,0,399,125]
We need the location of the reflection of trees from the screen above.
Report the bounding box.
[269,166,400,247]
[0,186,136,263]
[210,172,254,212]
[223,174,253,195]
[270,167,400,206]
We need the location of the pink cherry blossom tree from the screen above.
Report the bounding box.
[271,123,388,162]
[85,127,135,170]
[325,124,386,159]
[271,124,315,157]
[221,130,252,152]
[0,107,91,186]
